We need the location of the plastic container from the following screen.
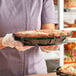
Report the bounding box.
[13,33,71,46]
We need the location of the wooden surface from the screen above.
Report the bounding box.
[25,73,56,76]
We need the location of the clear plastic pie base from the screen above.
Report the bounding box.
[13,33,72,46]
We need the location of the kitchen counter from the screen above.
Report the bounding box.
[25,72,56,76]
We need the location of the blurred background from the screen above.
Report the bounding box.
[46,0,76,73]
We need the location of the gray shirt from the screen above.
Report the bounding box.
[0,0,57,76]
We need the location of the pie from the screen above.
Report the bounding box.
[14,30,71,46]
[14,30,70,38]
[64,42,76,51]
[64,57,76,64]
[60,63,76,75]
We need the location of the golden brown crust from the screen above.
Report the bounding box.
[15,30,49,38]
[60,63,76,75]
[64,57,76,64]
[14,30,70,38]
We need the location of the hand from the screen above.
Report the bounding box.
[41,45,59,52]
[40,30,71,52]
[2,34,33,51]
[2,34,15,48]
[14,41,33,51]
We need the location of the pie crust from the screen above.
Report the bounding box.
[60,63,76,75]
[15,30,70,38]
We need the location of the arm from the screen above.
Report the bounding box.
[41,0,58,51]
[41,23,55,30]
[41,24,59,51]
[1,34,34,51]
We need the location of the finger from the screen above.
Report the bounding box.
[53,45,59,50]
[51,45,57,50]
[16,45,34,51]
[14,41,23,47]
[47,45,56,51]
[41,45,59,52]
[15,46,27,51]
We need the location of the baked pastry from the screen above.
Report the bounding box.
[64,42,76,50]
[14,30,70,38]
[13,30,71,46]
[64,0,76,8]
[64,57,76,64]
[64,22,76,28]
[72,31,76,38]
[54,0,76,8]
[59,63,76,75]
